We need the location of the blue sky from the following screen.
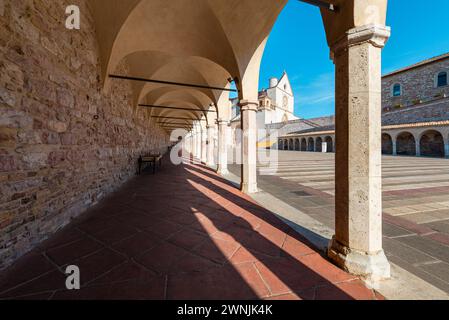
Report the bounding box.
[260,0,449,119]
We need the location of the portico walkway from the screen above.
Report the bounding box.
[0,157,381,300]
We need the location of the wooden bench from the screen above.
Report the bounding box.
[138,154,163,175]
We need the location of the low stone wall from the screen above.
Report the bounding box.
[0,0,169,269]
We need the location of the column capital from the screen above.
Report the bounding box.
[238,100,259,112]
[331,24,391,56]
[217,119,230,126]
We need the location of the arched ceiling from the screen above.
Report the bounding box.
[89,0,388,133]
[90,0,288,132]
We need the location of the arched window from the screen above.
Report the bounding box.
[437,71,448,87]
[392,83,402,97]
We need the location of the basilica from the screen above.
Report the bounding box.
[229,72,298,146]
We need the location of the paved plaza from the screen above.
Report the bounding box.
[230,151,449,293]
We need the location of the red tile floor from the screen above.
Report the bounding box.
[0,158,383,300]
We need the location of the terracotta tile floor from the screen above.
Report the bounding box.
[0,158,381,300]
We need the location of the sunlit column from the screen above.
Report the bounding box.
[201,126,207,164]
[329,25,391,281]
[217,120,229,175]
[207,125,216,167]
[240,100,258,194]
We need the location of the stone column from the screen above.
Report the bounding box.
[191,133,196,159]
[240,100,258,193]
[201,127,207,164]
[445,143,449,159]
[416,141,421,157]
[392,140,397,156]
[328,25,391,281]
[217,120,229,175]
[196,128,202,161]
[207,125,216,167]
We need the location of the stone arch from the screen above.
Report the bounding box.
[295,139,300,151]
[308,137,315,152]
[382,133,393,155]
[289,139,294,151]
[396,132,416,156]
[283,139,288,151]
[325,136,333,153]
[301,138,307,151]
[419,130,445,158]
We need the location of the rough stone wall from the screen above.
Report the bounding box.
[0,0,169,269]
[382,57,449,110]
[382,98,449,126]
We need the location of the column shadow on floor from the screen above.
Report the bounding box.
[0,157,374,300]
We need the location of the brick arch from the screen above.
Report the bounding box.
[396,131,416,156]
[382,133,393,155]
[419,130,445,158]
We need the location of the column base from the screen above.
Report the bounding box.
[241,183,258,194]
[217,167,229,176]
[328,237,391,282]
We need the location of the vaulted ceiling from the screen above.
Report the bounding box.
[89,0,388,133]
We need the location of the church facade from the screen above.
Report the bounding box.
[229,72,298,145]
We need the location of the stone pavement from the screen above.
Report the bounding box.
[0,157,381,300]
[229,151,449,294]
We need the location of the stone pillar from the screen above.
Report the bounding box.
[240,100,258,194]
[196,128,202,161]
[416,141,421,157]
[191,133,197,159]
[445,143,449,159]
[328,25,391,281]
[392,140,397,156]
[207,125,216,167]
[217,120,229,175]
[201,127,207,164]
